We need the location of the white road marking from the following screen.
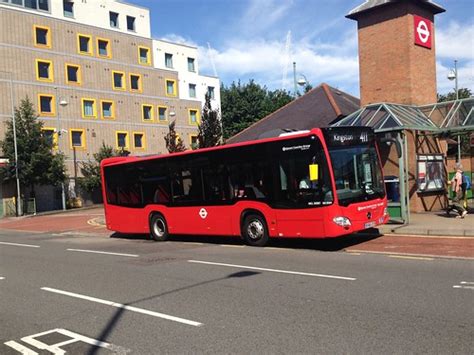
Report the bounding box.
[67,248,139,258]
[0,241,40,248]
[220,244,245,248]
[4,340,38,354]
[41,287,203,327]
[20,328,129,354]
[460,281,474,285]
[188,260,356,281]
[0,277,5,280]
[453,285,474,290]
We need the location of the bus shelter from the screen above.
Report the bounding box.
[333,98,474,223]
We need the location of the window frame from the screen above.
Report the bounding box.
[188,108,200,125]
[132,131,146,150]
[208,86,215,100]
[63,0,74,18]
[187,57,195,72]
[126,15,136,31]
[41,126,58,149]
[189,134,198,150]
[100,100,115,120]
[81,98,97,119]
[142,104,154,122]
[112,70,126,91]
[77,33,93,56]
[164,53,173,69]
[65,63,81,85]
[138,46,151,66]
[33,25,51,48]
[129,73,142,93]
[115,131,130,150]
[96,37,112,59]
[109,11,119,28]
[70,128,86,150]
[37,93,56,116]
[189,83,197,98]
[165,79,177,97]
[157,105,168,123]
[35,58,54,82]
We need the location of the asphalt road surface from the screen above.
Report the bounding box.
[1,230,473,354]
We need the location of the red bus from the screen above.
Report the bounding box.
[101,127,388,246]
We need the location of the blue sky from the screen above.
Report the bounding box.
[133,0,473,97]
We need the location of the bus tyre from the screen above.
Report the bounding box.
[150,214,168,241]
[242,214,269,247]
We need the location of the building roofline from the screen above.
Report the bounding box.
[153,38,198,50]
[116,0,150,12]
[346,0,445,20]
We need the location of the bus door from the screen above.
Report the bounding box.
[168,165,232,235]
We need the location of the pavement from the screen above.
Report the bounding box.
[0,205,473,259]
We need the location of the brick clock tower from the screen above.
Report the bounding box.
[347,0,445,106]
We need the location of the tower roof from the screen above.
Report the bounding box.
[346,0,445,20]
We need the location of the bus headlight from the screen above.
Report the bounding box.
[333,216,351,228]
[383,207,388,216]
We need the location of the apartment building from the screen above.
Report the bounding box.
[0,0,220,180]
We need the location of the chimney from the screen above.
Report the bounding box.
[347,0,445,106]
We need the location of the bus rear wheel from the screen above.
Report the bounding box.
[242,214,269,247]
[150,214,168,241]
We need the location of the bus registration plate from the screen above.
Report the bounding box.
[364,221,376,229]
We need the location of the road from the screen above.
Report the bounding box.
[1,230,473,354]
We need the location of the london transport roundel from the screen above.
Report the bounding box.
[199,208,208,219]
[414,15,432,49]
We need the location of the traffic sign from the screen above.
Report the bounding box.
[414,15,432,49]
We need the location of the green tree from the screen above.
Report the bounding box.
[437,88,472,102]
[79,142,117,192]
[164,120,186,153]
[221,80,293,139]
[197,93,222,148]
[0,97,66,197]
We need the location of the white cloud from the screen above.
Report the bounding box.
[160,34,198,48]
[436,22,474,60]
[240,0,294,35]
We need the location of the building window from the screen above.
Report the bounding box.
[133,132,145,149]
[109,11,119,28]
[130,73,142,92]
[101,100,115,119]
[34,25,50,48]
[42,127,57,148]
[187,57,195,72]
[65,64,81,85]
[63,0,73,17]
[189,84,196,98]
[189,109,199,125]
[38,94,55,116]
[126,15,135,31]
[36,59,53,82]
[7,0,49,11]
[112,71,125,90]
[158,106,167,122]
[81,98,97,118]
[138,46,151,65]
[165,53,173,68]
[142,104,153,121]
[165,79,176,97]
[189,134,198,149]
[97,38,111,58]
[70,129,85,149]
[116,131,129,149]
[77,34,92,55]
[207,86,215,100]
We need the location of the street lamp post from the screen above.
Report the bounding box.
[447,60,461,162]
[2,71,22,216]
[55,87,68,210]
[293,62,309,97]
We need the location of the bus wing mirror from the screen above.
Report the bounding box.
[380,137,402,159]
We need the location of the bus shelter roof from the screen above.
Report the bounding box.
[332,102,439,133]
[419,97,474,133]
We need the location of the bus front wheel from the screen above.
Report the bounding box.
[150,214,168,241]
[242,214,269,247]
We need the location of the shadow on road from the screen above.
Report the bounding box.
[109,228,383,252]
[88,270,260,355]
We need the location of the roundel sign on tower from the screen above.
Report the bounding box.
[414,15,432,49]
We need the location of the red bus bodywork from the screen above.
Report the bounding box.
[101,128,389,240]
